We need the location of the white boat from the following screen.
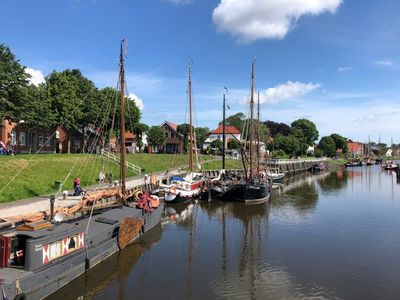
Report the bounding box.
[164,172,204,203]
[266,168,286,181]
[164,64,204,203]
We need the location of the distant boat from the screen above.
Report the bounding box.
[344,161,360,167]
[384,160,398,170]
[266,168,286,181]
[311,163,325,172]
[366,159,374,166]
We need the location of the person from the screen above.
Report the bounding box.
[98,170,106,183]
[73,177,81,196]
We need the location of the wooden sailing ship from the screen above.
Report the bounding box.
[0,40,164,300]
[164,64,205,204]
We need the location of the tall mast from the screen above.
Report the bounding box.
[256,91,260,174]
[119,40,127,195]
[189,64,193,173]
[222,89,226,170]
[368,135,370,158]
[249,61,255,181]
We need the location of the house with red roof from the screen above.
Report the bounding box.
[203,124,241,150]
[158,121,183,153]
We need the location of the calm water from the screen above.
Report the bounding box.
[49,166,400,300]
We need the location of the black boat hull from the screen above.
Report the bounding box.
[4,203,164,300]
[223,183,270,204]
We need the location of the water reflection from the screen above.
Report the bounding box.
[270,173,323,225]
[318,169,348,193]
[47,224,163,300]
[46,166,400,300]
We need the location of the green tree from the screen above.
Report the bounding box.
[195,127,209,150]
[222,112,245,133]
[147,126,164,151]
[45,69,89,152]
[210,139,223,154]
[18,84,55,129]
[330,133,348,154]
[291,127,309,155]
[291,119,319,146]
[132,123,149,152]
[274,134,301,157]
[319,136,336,157]
[0,43,30,120]
[228,138,240,150]
[177,123,191,153]
[93,87,141,148]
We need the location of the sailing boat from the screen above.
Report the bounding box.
[164,64,205,203]
[206,88,235,200]
[0,40,163,300]
[223,61,270,204]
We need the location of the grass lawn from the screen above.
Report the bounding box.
[200,159,242,170]
[0,153,216,203]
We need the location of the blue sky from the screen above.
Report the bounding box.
[1,0,400,144]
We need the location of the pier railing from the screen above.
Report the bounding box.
[266,158,327,174]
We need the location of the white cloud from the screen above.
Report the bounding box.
[128,93,144,110]
[25,67,45,86]
[243,81,320,104]
[212,0,342,42]
[338,66,352,72]
[374,60,393,66]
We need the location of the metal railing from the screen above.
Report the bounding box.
[100,149,142,175]
[266,158,327,164]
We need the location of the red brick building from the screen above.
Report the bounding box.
[0,118,55,153]
[348,140,364,157]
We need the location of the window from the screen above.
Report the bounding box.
[165,132,169,138]
[19,131,26,146]
[10,130,16,146]
[45,134,51,147]
[74,140,81,150]
[68,237,77,250]
[38,134,44,146]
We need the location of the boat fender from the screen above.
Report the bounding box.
[14,293,26,300]
[85,247,90,270]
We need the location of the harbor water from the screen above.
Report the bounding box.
[48,165,400,300]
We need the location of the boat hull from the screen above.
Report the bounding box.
[164,191,196,204]
[223,183,270,204]
[3,203,164,300]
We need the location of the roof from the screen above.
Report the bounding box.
[160,121,178,132]
[124,131,135,139]
[211,125,240,135]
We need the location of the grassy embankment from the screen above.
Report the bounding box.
[0,153,228,203]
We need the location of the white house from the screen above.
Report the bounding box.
[203,125,241,150]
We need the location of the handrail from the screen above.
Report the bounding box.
[100,149,141,174]
[266,158,327,164]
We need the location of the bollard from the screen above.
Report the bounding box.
[50,195,55,222]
